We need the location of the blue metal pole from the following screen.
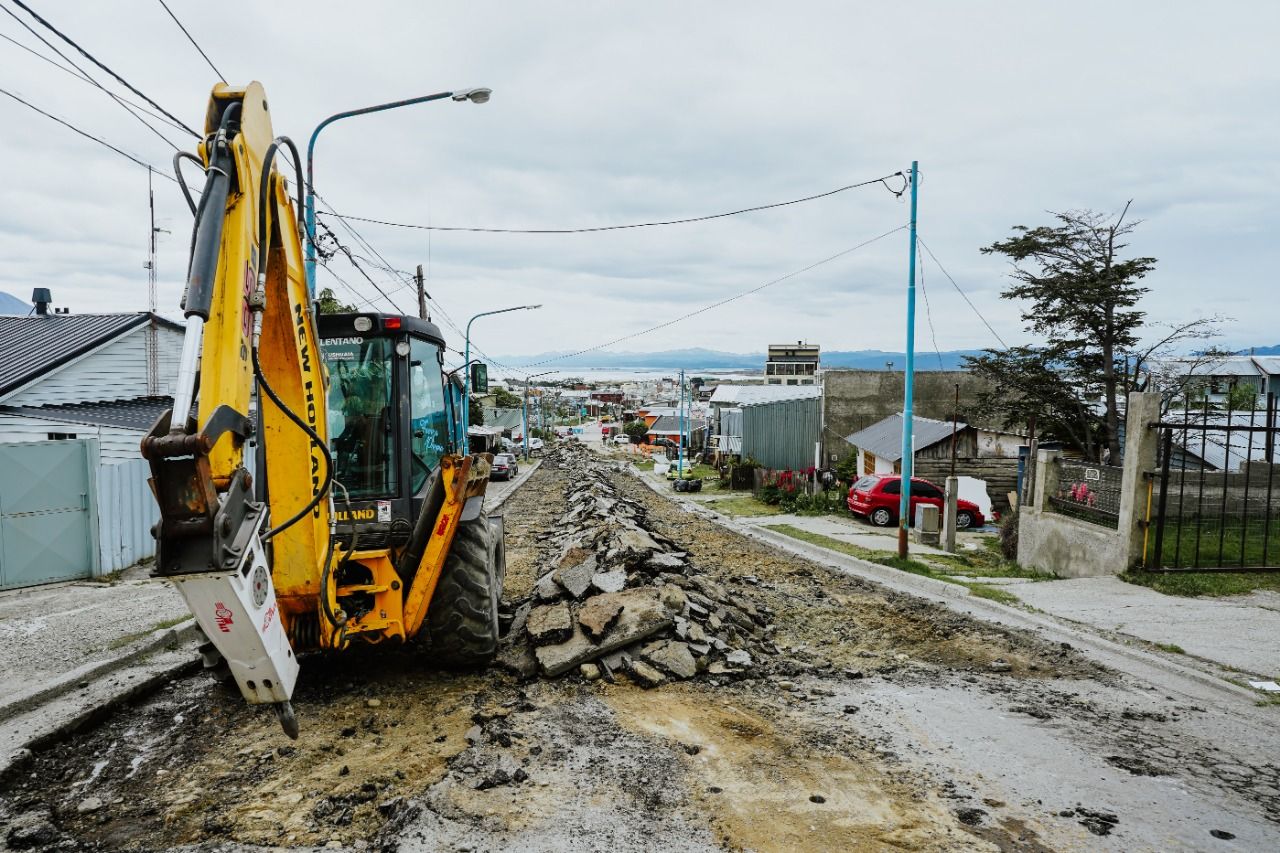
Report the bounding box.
[898,160,920,559]
[678,369,685,478]
[462,320,473,445]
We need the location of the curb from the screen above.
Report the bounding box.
[0,618,199,725]
[486,458,542,513]
[628,468,1263,709]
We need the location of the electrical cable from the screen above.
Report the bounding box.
[916,236,1010,349]
[0,84,174,175]
[0,29,195,137]
[154,0,225,81]
[515,223,908,369]
[251,135,335,541]
[6,0,200,138]
[0,4,184,151]
[317,172,909,234]
[917,238,945,370]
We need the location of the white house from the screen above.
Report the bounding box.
[0,300,184,462]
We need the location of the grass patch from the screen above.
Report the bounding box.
[1121,569,1280,598]
[711,496,784,518]
[1154,516,1280,570]
[925,541,1055,582]
[764,523,1029,605]
[105,615,189,651]
[632,458,655,471]
[1154,642,1187,655]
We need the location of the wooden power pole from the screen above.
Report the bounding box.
[416,264,429,320]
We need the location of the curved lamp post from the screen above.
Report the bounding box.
[461,304,541,447]
[304,87,491,294]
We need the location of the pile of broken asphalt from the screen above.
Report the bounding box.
[498,442,771,687]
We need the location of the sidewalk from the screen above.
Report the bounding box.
[0,563,190,712]
[633,469,1280,684]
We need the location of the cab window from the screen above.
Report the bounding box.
[408,337,448,493]
[321,336,398,499]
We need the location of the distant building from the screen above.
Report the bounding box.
[765,341,820,386]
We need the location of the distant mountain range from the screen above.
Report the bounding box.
[0,290,30,315]
[495,346,986,371]
[498,343,1280,371]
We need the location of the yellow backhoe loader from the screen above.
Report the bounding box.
[141,82,504,738]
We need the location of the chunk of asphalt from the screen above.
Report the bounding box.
[554,557,597,599]
[578,595,625,640]
[643,640,698,679]
[535,588,672,677]
[527,602,574,645]
[628,659,666,688]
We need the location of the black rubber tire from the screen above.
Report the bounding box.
[956,510,975,530]
[870,507,894,527]
[425,517,500,669]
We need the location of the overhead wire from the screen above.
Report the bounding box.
[516,223,909,369]
[316,172,908,234]
[916,238,945,370]
[0,84,178,177]
[0,4,185,151]
[154,0,226,81]
[916,236,1010,349]
[6,0,200,138]
[0,30,194,137]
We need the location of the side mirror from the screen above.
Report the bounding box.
[470,363,489,394]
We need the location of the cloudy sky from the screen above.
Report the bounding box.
[1,1,1276,366]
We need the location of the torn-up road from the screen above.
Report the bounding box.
[2,444,1278,852]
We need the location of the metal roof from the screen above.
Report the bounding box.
[709,384,820,405]
[0,396,172,431]
[843,413,967,463]
[0,313,182,399]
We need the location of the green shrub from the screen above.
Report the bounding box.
[1000,509,1019,560]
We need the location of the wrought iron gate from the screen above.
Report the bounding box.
[1147,394,1279,572]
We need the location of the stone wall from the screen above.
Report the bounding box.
[821,369,992,462]
[914,457,1019,515]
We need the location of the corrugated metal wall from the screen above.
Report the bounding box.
[96,458,158,572]
[741,398,821,470]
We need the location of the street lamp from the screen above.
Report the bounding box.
[304,87,492,294]
[522,371,557,461]
[461,305,541,444]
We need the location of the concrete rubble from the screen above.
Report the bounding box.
[498,443,776,686]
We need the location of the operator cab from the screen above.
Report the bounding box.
[317,313,457,546]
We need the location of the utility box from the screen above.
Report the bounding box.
[914,504,940,546]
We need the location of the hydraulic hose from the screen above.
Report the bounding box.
[252,134,333,542]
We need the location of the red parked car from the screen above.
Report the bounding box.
[846,474,985,529]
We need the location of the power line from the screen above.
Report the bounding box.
[154,0,226,81]
[0,84,176,177]
[7,0,200,138]
[317,172,909,235]
[0,4,184,151]
[0,30,193,137]
[315,220,407,314]
[517,223,908,369]
[916,236,1010,350]
[916,238,945,370]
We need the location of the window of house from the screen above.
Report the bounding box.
[863,451,877,474]
[47,432,77,440]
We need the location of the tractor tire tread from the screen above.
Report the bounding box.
[425,518,500,669]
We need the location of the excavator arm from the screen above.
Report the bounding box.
[142,83,329,737]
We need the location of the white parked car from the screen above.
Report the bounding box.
[612,434,632,445]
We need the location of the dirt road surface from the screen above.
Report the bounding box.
[2,448,1277,851]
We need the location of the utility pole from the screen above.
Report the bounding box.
[898,160,920,560]
[144,168,162,396]
[415,264,429,320]
[678,368,686,479]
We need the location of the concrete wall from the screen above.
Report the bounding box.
[1017,392,1161,577]
[821,369,991,463]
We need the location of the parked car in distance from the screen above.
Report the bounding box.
[612,434,631,445]
[490,453,519,481]
[846,474,984,529]
[528,437,544,454]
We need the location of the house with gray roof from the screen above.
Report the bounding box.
[0,292,184,462]
[843,413,1023,478]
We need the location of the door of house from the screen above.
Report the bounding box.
[0,439,99,589]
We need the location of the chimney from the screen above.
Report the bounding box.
[32,288,52,316]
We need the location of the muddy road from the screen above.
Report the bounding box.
[2,447,1278,852]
